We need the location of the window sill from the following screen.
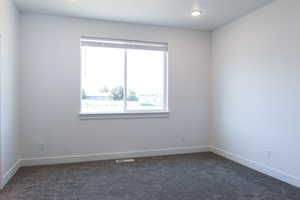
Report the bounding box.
[79,111,170,120]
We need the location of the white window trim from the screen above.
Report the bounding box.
[79,37,170,120]
[79,110,170,120]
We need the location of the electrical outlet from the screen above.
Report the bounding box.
[265,150,272,164]
[181,135,186,143]
[181,137,185,143]
[39,143,45,152]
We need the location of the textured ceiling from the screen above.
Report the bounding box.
[14,0,275,31]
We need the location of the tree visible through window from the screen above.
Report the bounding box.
[80,37,168,114]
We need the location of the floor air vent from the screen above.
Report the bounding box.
[115,158,135,163]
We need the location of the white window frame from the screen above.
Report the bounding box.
[79,37,170,120]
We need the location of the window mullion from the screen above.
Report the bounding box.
[124,49,128,112]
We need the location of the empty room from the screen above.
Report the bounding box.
[0,0,299,199]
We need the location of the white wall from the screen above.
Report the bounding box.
[0,0,20,188]
[212,0,300,186]
[20,14,211,161]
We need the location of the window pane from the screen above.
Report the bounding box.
[81,46,125,113]
[126,49,165,111]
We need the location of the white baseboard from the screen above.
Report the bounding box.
[210,146,300,188]
[3,146,299,190]
[20,146,209,167]
[1,160,21,189]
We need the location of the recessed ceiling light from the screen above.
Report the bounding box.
[68,0,78,2]
[192,10,201,17]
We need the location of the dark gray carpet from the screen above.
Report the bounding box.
[0,153,299,200]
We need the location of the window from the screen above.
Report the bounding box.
[80,37,169,118]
